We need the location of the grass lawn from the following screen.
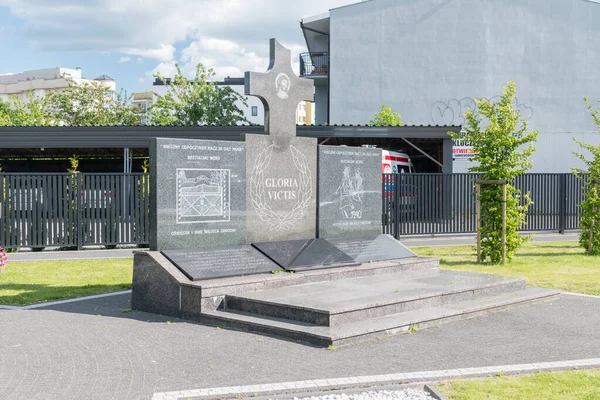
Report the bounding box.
[1,241,597,306]
[414,241,600,296]
[0,259,133,306]
[438,369,600,400]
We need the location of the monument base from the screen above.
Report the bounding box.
[131,251,559,346]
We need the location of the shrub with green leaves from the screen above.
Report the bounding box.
[369,104,404,126]
[573,98,600,255]
[450,81,539,264]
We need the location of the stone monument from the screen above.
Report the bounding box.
[245,40,317,243]
[131,38,555,347]
[149,138,246,251]
[140,37,418,282]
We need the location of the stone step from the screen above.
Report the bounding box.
[224,271,527,326]
[203,287,560,347]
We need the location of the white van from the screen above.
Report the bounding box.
[381,149,414,174]
[360,145,414,174]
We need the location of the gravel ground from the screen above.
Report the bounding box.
[291,388,433,400]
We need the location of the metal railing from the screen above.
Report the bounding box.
[0,173,150,249]
[382,173,585,238]
[299,52,329,76]
[0,172,585,249]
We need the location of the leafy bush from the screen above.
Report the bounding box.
[369,104,404,126]
[449,82,539,263]
[573,98,600,255]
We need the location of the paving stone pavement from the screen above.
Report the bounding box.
[399,232,578,248]
[0,293,599,399]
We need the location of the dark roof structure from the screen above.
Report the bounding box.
[153,76,245,86]
[94,74,114,81]
[0,125,461,149]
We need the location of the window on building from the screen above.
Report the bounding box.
[251,106,258,117]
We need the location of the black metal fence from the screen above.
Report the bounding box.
[382,173,585,238]
[0,173,150,249]
[0,172,585,249]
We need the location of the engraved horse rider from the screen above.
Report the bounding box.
[336,167,365,219]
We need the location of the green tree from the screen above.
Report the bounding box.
[573,98,600,255]
[369,104,404,126]
[0,98,12,125]
[0,91,53,126]
[149,63,247,126]
[47,80,139,126]
[450,81,539,264]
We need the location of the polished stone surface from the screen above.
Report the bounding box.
[246,134,317,243]
[252,238,357,271]
[251,239,309,268]
[328,235,417,263]
[149,138,246,250]
[226,270,526,315]
[318,145,383,239]
[131,251,185,318]
[245,38,314,149]
[162,246,281,281]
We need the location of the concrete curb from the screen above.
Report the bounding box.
[424,384,448,400]
[247,384,446,400]
[152,358,600,399]
[0,290,131,310]
[562,292,600,299]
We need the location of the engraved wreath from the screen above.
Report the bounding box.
[250,145,312,231]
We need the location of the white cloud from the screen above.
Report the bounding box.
[0,0,356,85]
[136,58,144,64]
[124,44,176,62]
[179,37,268,79]
[151,61,179,79]
[119,56,131,63]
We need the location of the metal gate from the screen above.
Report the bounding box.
[0,173,150,249]
[382,173,584,238]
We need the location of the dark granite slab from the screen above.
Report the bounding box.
[162,246,281,281]
[328,235,417,263]
[252,239,358,272]
[251,239,310,268]
[150,138,246,251]
[318,145,382,239]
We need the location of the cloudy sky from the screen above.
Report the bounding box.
[0,0,356,94]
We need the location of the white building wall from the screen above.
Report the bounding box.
[0,68,116,101]
[328,0,600,172]
[227,84,265,125]
[314,81,328,125]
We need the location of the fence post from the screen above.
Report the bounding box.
[77,173,84,250]
[559,174,567,234]
[0,174,3,248]
[381,175,386,235]
[476,183,481,262]
[393,174,400,239]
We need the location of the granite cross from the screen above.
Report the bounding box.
[245,39,315,148]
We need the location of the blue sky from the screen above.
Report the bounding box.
[0,0,354,95]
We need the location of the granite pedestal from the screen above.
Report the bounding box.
[131,250,559,347]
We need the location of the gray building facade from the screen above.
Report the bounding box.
[300,0,600,172]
